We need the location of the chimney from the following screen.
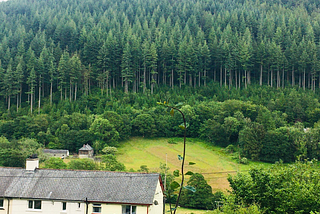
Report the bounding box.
[26,154,39,171]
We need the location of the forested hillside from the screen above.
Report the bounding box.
[2,0,320,213]
[0,0,320,106]
[0,0,320,164]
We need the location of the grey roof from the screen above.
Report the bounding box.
[43,149,69,154]
[79,144,93,151]
[0,168,160,205]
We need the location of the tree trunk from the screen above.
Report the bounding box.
[50,82,53,106]
[220,64,222,87]
[17,94,19,112]
[235,69,238,89]
[303,69,306,90]
[238,70,241,89]
[31,92,33,114]
[229,69,232,89]
[260,64,263,86]
[171,69,174,89]
[224,67,227,87]
[292,66,295,86]
[8,95,10,112]
[204,70,207,87]
[70,80,72,102]
[60,86,63,100]
[282,68,284,88]
[20,84,22,107]
[125,79,128,94]
[75,83,77,101]
[143,67,146,93]
[245,70,247,89]
[271,70,273,87]
[299,74,301,88]
[38,83,41,114]
[319,71,320,88]
[277,68,280,88]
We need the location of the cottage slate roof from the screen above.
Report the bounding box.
[0,167,160,205]
[79,144,93,151]
[43,149,69,154]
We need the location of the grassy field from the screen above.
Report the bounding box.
[117,137,271,191]
[165,205,215,214]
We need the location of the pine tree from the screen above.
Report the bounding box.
[201,40,210,87]
[57,51,69,100]
[149,42,158,94]
[69,53,81,101]
[15,58,24,111]
[256,39,266,86]
[121,42,133,94]
[27,67,36,114]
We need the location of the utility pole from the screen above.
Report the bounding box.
[164,153,167,191]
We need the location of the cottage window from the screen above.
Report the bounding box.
[0,199,3,208]
[122,205,136,214]
[28,200,41,210]
[62,202,67,211]
[92,204,101,213]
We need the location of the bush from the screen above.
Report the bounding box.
[102,146,118,155]
[225,144,236,153]
[168,138,177,144]
[239,157,248,164]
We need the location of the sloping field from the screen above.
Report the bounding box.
[117,137,270,191]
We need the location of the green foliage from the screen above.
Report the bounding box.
[239,122,265,161]
[228,161,320,213]
[0,137,43,167]
[137,165,149,173]
[168,138,177,144]
[212,200,263,214]
[180,173,214,210]
[101,154,126,171]
[101,146,118,155]
[89,117,119,149]
[102,111,131,140]
[43,157,67,169]
[132,114,157,137]
[2,0,320,172]
[67,158,98,170]
[239,157,248,165]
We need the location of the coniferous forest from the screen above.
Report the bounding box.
[1,0,320,212]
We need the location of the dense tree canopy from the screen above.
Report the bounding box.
[228,161,320,213]
[1,0,320,163]
[0,0,319,107]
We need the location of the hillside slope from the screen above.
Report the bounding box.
[117,137,270,191]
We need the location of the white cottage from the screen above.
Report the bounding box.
[43,149,70,158]
[0,158,164,214]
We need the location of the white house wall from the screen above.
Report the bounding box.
[87,203,148,214]
[0,198,8,214]
[1,180,163,214]
[8,199,84,214]
[149,180,164,214]
[4,199,163,214]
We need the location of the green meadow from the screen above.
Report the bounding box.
[117,137,271,191]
